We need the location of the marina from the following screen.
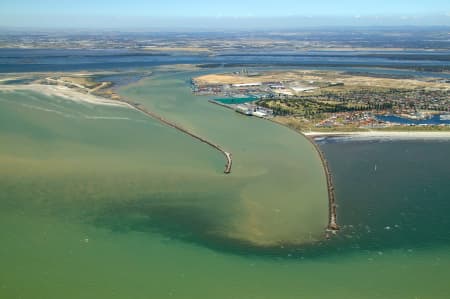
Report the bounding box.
[208,99,274,118]
[2,86,449,299]
[376,114,450,125]
[1,0,450,295]
[1,46,450,299]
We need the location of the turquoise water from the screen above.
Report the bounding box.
[214,96,258,104]
[120,72,329,247]
[0,71,450,298]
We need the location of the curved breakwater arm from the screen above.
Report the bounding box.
[121,99,233,174]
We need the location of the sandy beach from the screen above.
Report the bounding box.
[304,130,450,139]
[0,84,132,108]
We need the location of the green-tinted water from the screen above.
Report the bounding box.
[120,72,328,246]
[1,72,450,299]
[214,97,257,104]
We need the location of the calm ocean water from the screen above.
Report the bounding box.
[320,139,450,253]
[1,56,450,298]
[1,48,450,77]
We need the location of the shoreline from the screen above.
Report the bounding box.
[207,99,340,233]
[261,119,340,233]
[0,83,233,174]
[0,84,131,108]
[304,130,450,139]
[302,133,339,232]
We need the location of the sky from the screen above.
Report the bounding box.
[1,0,449,29]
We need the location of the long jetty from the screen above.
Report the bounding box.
[208,99,338,231]
[303,135,339,232]
[122,100,232,174]
[265,120,339,232]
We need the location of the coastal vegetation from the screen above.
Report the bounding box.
[1,57,450,299]
[1,0,450,295]
[193,69,450,131]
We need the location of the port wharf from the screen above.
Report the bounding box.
[208,98,339,232]
[208,99,273,118]
[119,96,336,231]
[122,99,232,174]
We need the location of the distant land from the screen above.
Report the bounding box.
[1,25,450,299]
[1,27,449,51]
[1,28,449,132]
